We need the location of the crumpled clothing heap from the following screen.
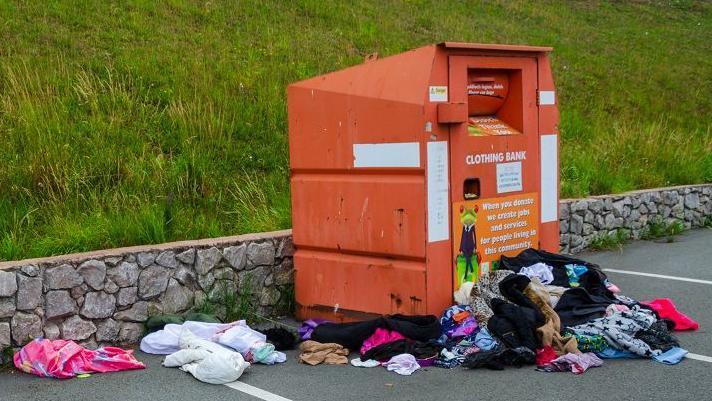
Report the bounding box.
[299,341,349,365]
[141,320,286,365]
[518,263,554,285]
[383,354,420,375]
[537,352,603,375]
[360,328,405,356]
[14,339,145,379]
[141,321,238,355]
[469,270,513,326]
[163,330,249,384]
[439,305,478,342]
[568,305,661,357]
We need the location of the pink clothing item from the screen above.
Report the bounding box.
[14,339,145,379]
[359,328,405,355]
[541,352,603,375]
[642,298,699,331]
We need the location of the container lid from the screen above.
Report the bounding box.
[439,42,552,53]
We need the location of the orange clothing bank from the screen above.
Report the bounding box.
[288,42,560,321]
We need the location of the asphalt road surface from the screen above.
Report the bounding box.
[3,228,712,401]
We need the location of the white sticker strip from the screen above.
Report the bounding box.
[353,142,420,168]
[427,141,449,242]
[539,90,556,105]
[540,134,558,223]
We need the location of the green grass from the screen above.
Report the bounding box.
[1,1,710,261]
[191,274,264,324]
[0,346,13,371]
[589,228,631,251]
[640,216,685,242]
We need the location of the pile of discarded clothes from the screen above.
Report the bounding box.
[13,339,145,379]
[140,320,294,384]
[297,248,698,375]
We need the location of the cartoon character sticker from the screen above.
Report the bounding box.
[456,204,481,285]
[459,205,479,277]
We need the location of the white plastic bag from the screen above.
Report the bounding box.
[163,330,250,384]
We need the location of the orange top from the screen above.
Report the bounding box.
[440,42,553,53]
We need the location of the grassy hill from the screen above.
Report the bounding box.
[1,0,710,261]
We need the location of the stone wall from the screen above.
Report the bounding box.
[560,184,711,253]
[0,230,293,348]
[1,185,711,348]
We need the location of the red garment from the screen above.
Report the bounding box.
[641,298,699,331]
[14,339,145,379]
[359,328,406,356]
[535,346,557,367]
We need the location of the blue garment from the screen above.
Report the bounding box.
[595,347,639,359]
[565,264,588,287]
[474,328,498,351]
[653,347,688,365]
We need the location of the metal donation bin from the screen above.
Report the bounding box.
[288,42,560,321]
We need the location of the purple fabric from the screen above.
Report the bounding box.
[298,319,328,341]
[449,316,478,338]
[538,352,603,375]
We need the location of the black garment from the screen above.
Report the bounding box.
[499,248,600,287]
[360,339,442,361]
[498,274,539,310]
[635,319,679,352]
[487,299,543,351]
[311,314,441,350]
[461,347,536,370]
[264,327,296,351]
[554,287,615,328]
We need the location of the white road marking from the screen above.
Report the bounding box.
[224,381,293,401]
[603,268,712,285]
[686,353,712,363]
